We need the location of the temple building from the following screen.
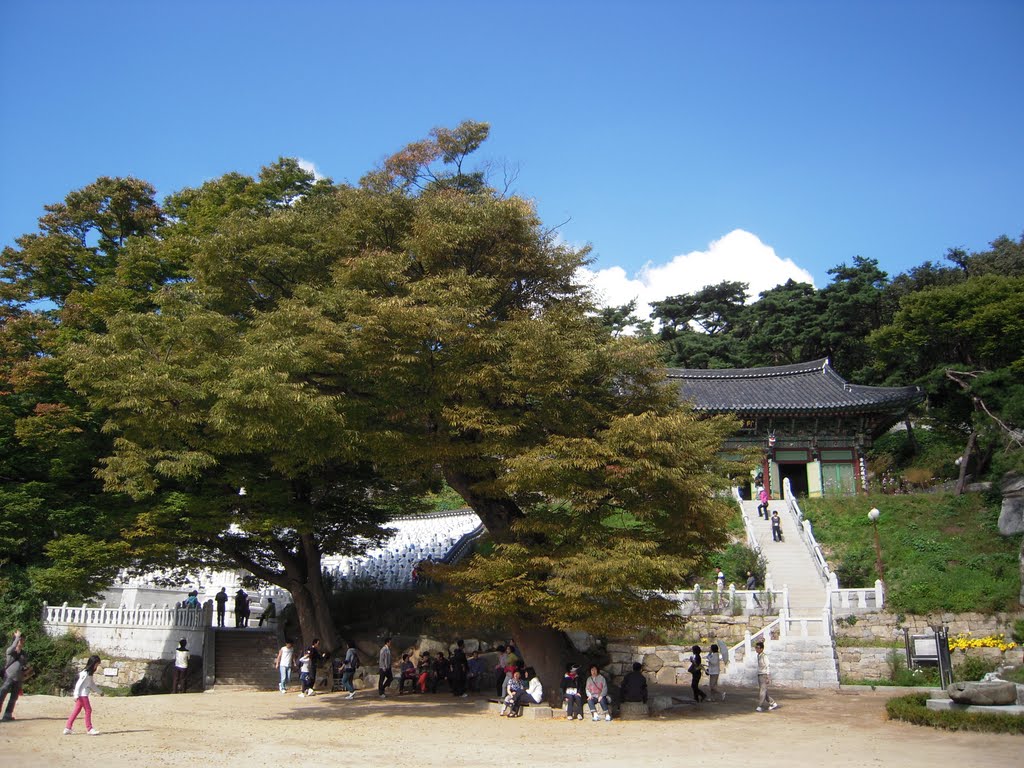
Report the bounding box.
[668,358,923,498]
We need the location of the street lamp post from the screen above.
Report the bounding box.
[868,507,885,583]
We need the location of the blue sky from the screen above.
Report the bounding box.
[2,1,1021,317]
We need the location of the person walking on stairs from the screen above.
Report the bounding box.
[770,510,783,542]
[754,641,779,712]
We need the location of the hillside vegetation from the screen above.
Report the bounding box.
[800,492,1020,614]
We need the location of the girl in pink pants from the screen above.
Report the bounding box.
[64,655,101,735]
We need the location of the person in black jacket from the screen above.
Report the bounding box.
[449,640,469,697]
[619,662,648,704]
[560,664,584,721]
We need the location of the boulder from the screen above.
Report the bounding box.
[997,472,1024,536]
[946,680,1018,706]
[643,653,664,671]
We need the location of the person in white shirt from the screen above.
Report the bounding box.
[173,638,190,693]
[274,641,295,693]
[755,641,778,712]
[707,644,723,701]
[63,655,102,735]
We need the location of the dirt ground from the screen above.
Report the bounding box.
[2,683,1020,768]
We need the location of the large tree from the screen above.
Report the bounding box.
[64,124,740,685]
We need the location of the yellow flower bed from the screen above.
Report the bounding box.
[947,632,1017,653]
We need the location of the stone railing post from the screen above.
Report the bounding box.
[874,579,885,608]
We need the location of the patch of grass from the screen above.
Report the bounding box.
[1001,665,1024,684]
[799,492,1020,613]
[886,693,1024,734]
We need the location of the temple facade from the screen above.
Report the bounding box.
[667,358,923,498]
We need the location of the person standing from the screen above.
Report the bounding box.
[301,639,325,696]
[745,571,757,590]
[707,644,723,701]
[63,655,102,735]
[494,645,509,698]
[449,639,469,697]
[274,640,295,694]
[757,486,770,518]
[172,638,190,693]
[340,645,358,699]
[771,510,783,542]
[214,588,228,627]
[688,645,707,703]
[234,589,248,628]
[755,641,779,712]
[716,568,725,593]
[1,629,28,721]
[377,637,393,698]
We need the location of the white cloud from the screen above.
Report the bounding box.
[578,229,815,325]
[297,158,325,181]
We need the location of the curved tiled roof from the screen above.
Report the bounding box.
[666,358,923,415]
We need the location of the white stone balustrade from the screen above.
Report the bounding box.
[42,601,212,661]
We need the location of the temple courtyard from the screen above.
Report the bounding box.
[2,684,1019,767]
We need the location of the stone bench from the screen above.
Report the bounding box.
[488,701,554,719]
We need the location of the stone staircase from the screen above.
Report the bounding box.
[730,499,839,689]
[213,628,281,689]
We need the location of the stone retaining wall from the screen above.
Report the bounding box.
[832,611,1022,644]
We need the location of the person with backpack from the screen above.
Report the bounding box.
[340,645,359,699]
[63,655,102,735]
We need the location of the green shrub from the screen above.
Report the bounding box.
[953,655,1000,683]
[886,693,1024,734]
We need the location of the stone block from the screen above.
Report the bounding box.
[655,666,680,685]
[618,701,649,720]
[643,653,664,671]
[947,681,1018,706]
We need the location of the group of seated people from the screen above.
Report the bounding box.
[498,658,650,721]
[397,646,487,695]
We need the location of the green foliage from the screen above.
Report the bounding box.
[800,492,1020,613]
[1012,619,1024,645]
[0,568,88,694]
[697,542,764,590]
[885,692,1024,734]
[953,655,1000,683]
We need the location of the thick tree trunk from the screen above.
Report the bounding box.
[443,467,524,538]
[512,624,573,707]
[444,467,572,699]
[955,430,977,496]
[299,533,339,652]
[225,535,340,654]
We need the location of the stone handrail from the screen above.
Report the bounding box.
[832,581,885,612]
[43,601,211,630]
[665,585,788,617]
[733,486,762,555]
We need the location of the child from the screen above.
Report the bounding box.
[707,644,723,700]
[298,651,314,697]
[63,655,102,735]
